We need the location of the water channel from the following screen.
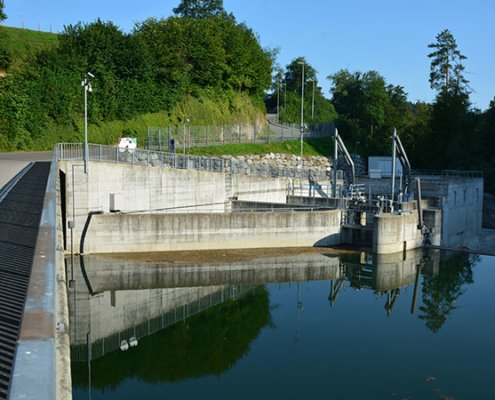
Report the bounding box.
[69,248,495,399]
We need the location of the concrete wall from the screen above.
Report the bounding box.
[372,212,440,254]
[432,178,483,248]
[60,161,294,253]
[83,210,342,254]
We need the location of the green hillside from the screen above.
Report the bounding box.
[0,26,58,56]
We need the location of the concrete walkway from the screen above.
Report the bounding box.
[0,152,52,189]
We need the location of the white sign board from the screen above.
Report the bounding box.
[118,137,137,153]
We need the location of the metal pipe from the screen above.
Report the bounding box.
[391,128,397,203]
[416,177,424,229]
[333,128,338,198]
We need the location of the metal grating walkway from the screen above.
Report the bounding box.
[0,162,50,400]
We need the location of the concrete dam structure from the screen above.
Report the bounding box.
[57,142,483,256]
[69,248,436,362]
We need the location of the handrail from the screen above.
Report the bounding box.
[55,142,329,180]
[412,169,483,178]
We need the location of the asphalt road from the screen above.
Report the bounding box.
[0,151,53,189]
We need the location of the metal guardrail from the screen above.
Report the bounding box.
[412,169,483,178]
[55,143,326,180]
[56,143,226,172]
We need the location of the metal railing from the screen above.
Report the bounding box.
[412,169,483,178]
[145,121,334,151]
[55,142,328,180]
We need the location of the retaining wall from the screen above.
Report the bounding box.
[83,210,342,254]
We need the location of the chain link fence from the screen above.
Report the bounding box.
[145,121,335,152]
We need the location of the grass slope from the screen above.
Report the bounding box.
[188,137,333,158]
[1,26,58,56]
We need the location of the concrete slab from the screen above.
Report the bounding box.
[0,159,29,189]
[0,151,52,189]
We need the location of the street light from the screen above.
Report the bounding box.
[297,61,305,166]
[309,78,315,120]
[81,72,94,174]
[283,82,287,111]
[277,80,280,124]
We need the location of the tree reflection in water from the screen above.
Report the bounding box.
[419,252,478,332]
[72,286,271,390]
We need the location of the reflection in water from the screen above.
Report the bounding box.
[419,252,478,332]
[70,248,487,399]
[72,286,270,390]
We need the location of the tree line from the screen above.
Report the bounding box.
[1,0,494,190]
[266,29,495,190]
[0,0,274,149]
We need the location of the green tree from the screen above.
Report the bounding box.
[0,0,5,21]
[428,29,469,94]
[173,0,227,19]
[270,57,336,125]
[0,0,11,69]
[425,30,474,169]
[328,69,411,156]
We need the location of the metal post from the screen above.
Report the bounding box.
[183,122,186,155]
[298,61,305,166]
[416,177,424,229]
[311,79,315,120]
[391,129,397,203]
[82,72,93,174]
[333,129,338,198]
[84,85,88,173]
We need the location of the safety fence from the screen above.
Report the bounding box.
[145,121,334,151]
[55,142,329,180]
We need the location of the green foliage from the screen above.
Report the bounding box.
[72,287,271,389]
[428,29,469,94]
[419,252,476,333]
[188,137,334,157]
[328,69,413,157]
[0,0,5,22]
[0,26,58,71]
[266,57,337,126]
[173,0,227,19]
[0,10,272,151]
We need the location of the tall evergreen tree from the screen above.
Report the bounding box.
[173,0,227,19]
[428,29,469,94]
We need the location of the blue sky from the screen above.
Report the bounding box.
[3,0,494,110]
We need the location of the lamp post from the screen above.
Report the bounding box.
[183,118,190,155]
[81,72,94,174]
[297,61,305,165]
[277,80,280,124]
[310,78,315,120]
[283,82,287,111]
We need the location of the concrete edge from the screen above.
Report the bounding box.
[9,157,72,399]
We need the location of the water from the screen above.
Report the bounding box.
[70,249,495,399]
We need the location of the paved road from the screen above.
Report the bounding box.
[0,151,52,189]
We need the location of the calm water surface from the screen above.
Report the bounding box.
[70,249,495,399]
